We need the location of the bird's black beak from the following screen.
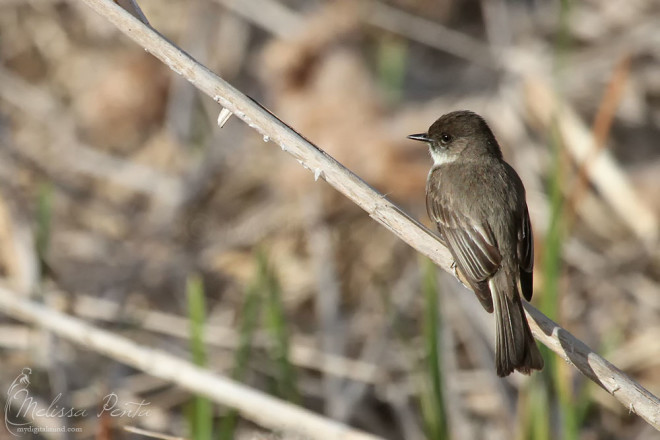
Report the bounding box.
[407,133,431,143]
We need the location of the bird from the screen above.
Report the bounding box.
[408,110,544,376]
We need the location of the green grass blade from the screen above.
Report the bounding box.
[218,278,262,440]
[258,252,300,404]
[419,258,448,440]
[186,274,213,440]
[36,182,53,258]
[526,376,551,440]
[525,114,564,440]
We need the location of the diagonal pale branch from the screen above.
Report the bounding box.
[36,0,660,432]
[78,0,455,274]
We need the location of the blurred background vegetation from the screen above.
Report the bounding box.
[0,0,659,439]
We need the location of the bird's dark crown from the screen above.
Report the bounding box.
[427,110,502,159]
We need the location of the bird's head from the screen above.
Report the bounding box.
[407,110,502,166]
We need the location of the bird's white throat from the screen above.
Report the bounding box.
[430,147,456,166]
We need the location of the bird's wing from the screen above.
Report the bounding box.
[438,208,502,282]
[427,184,502,311]
[518,204,534,300]
[426,187,447,246]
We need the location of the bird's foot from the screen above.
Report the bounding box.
[451,261,470,289]
[451,260,459,278]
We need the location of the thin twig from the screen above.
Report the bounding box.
[59,0,660,431]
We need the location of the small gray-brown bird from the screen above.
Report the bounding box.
[408,110,543,376]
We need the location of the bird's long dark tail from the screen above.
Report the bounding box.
[490,269,544,376]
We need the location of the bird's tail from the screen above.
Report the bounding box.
[490,269,544,376]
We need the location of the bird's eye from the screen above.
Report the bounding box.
[440,133,452,144]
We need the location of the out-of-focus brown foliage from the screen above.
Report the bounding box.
[74,52,169,153]
[260,1,428,200]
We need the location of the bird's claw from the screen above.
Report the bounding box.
[451,260,459,278]
[451,261,469,288]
